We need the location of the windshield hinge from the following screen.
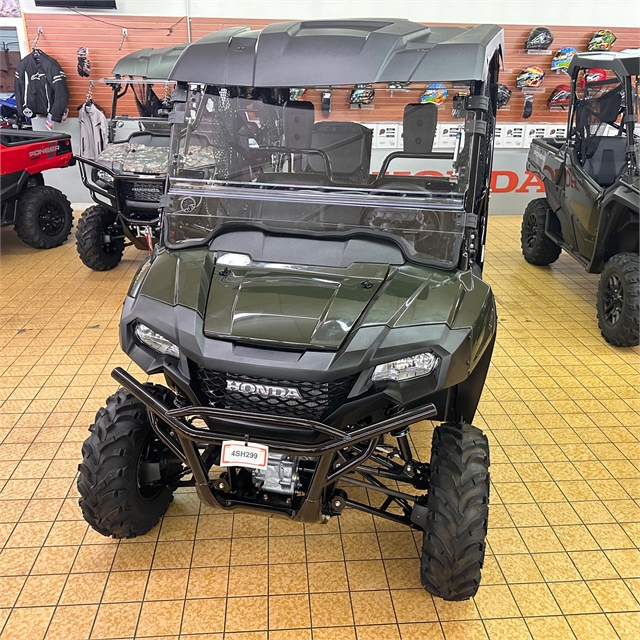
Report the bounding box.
[622,114,637,124]
[466,120,487,137]
[159,194,171,208]
[169,103,186,123]
[465,95,490,112]
[171,83,188,103]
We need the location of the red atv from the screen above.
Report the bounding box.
[1,130,74,248]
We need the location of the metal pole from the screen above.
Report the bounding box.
[185,0,192,43]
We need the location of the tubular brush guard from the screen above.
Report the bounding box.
[111,367,437,524]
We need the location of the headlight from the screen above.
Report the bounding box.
[134,324,179,358]
[97,169,114,184]
[372,352,439,382]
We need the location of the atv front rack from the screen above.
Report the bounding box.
[112,367,437,524]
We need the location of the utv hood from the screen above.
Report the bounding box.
[135,243,488,351]
[204,260,390,348]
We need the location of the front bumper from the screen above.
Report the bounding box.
[112,366,437,522]
[77,156,164,219]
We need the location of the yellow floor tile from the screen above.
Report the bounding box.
[549,581,602,615]
[587,579,640,613]
[310,591,354,627]
[510,582,561,616]
[526,615,576,640]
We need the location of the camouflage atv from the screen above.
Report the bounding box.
[75,44,187,270]
[78,20,503,601]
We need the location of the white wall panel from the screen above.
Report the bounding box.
[20,0,640,28]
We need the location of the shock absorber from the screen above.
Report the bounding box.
[392,427,413,466]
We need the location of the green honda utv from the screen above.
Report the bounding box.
[522,50,639,346]
[78,20,503,601]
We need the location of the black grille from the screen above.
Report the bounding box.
[120,180,163,203]
[196,369,357,421]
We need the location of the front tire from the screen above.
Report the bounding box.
[14,185,73,249]
[76,205,125,271]
[77,385,180,538]
[421,423,490,601]
[521,198,561,265]
[597,253,639,347]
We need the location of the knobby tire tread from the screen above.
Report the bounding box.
[76,205,124,271]
[77,384,176,539]
[597,253,640,347]
[521,198,562,266]
[421,423,490,601]
[14,185,73,249]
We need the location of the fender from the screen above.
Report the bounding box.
[0,171,44,225]
[588,183,640,273]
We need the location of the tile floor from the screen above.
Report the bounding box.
[0,214,639,640]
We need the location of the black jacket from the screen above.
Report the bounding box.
[14,51,69,122]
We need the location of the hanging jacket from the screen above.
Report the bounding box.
[78,102,108,160]
[14,51,69,122]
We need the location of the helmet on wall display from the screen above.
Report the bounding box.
[581,68,607,86]
[551,47,578,71]
[516,66,545,88]
[421,83,448,104]
[525,26,554,50]
[289,88,307,101]
[349,84,375,105]
[588,29,617,51]
[387,81,410,90]
[547,84,572,108]
[497,83,512,108]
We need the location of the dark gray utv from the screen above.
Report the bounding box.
[78,19,504,601]
[523,50,639,346]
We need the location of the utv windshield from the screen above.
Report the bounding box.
[164,84,480,268]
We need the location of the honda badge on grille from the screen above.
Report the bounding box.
[226,379,303,400]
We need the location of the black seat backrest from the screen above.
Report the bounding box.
[307,121,373,184]
[403,103,438,153]
[127,131,171,147]
[582,136,627,188]
[283,101,315,150]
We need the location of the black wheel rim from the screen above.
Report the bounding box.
[37,201,66,237]
[603,272,624,326]
[524,212,537,249]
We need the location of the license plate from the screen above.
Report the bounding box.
[220,440,269,469]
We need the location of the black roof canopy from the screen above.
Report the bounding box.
[569,49,640,77]
[111,43,189,81]
[169,19,504,86]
